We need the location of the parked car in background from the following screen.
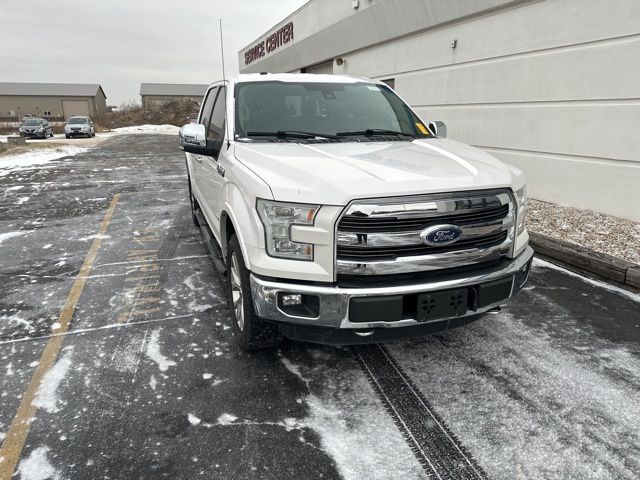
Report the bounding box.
[64,116,95,138]
[187,112,199,124]
[19,118,53,139]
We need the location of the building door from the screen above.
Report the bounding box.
[304,61,334,75]
[62,100,90,117]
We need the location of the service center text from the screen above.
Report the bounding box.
[244,22,294,65]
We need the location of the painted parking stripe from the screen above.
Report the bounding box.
[0,194,120,479]
[355,344,488,480]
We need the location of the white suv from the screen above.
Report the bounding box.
[64,116,95,138]
[180,74,533,350]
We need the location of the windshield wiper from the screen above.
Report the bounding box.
[336,129,418,138]
[245,130,339,140]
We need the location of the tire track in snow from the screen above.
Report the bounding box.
[355,344,488,480]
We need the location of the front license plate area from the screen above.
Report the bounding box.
[417,288,468,322]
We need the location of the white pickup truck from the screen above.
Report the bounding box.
[180,73,533,350]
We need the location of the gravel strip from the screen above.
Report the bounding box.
[526,199,640,264]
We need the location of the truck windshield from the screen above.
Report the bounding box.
[235,81,431,141]
[68,118,88,124]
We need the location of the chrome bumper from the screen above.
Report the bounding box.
[250,246,534,330]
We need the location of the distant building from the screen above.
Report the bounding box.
[0,83,107,120]
[139,83,208,108]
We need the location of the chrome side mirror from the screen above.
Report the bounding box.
[179,123,206,148]
[179,123,222,157]
[428,121,447,138]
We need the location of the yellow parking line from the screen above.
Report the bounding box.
[0,193,120,479]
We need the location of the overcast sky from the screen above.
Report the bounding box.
[0,0,307,106]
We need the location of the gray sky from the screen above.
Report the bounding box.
[0,0,307,106]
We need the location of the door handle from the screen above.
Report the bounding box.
[216,163,225,177]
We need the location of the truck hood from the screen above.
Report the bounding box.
[234,138,524,205]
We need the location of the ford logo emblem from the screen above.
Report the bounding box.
[420,224,464,246]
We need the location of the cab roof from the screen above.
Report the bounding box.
[208,73,381,89]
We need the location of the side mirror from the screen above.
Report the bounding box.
[428,121,447,138]
[179,123,221,156]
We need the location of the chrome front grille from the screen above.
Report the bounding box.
[336,190,515,276]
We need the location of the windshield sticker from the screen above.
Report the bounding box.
[367,86,379,91]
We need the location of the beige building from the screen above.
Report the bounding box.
[240,0,640,221]
[140,83,208,108]
[0,83,107,120]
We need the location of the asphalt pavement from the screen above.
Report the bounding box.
[0,135,639,480]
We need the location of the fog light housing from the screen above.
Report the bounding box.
[277,293,320,318]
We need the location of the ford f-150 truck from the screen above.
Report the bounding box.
[179,73,533,350]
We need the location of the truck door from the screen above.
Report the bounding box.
[189,86,218,219]
[199,86,227,241]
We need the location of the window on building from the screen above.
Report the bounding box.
[381,78,395,90]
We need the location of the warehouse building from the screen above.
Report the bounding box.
[238,0,640,221]
[0,82,107,121]
[140,83,208,108]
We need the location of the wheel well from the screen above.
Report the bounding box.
[221,212,236,255]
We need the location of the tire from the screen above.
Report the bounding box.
[226,235,282,350]
[65,134,70,139]
[186,171,199,226]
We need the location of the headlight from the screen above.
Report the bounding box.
[515,186,527,235]
[257,199,319,261]
[36,127,44,132]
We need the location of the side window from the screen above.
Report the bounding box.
[200,87,218,130]
[208,87,226,142]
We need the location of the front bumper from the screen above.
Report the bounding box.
[250,246,534,342]
[21,130,45,137]
[67,129,90,136]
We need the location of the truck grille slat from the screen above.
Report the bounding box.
[338,204,509,233]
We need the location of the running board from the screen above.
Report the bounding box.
[195,209,227,276]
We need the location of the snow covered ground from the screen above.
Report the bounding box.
[0,146,88,177]
[109,124,180,135]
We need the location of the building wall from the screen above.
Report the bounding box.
[0,95,104,119]
[141,95,204,109]
[94,90,107,117]
[238,0,640,221]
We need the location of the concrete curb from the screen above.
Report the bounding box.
[529,232,640,290]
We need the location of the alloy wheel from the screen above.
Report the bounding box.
[230,253,244,331]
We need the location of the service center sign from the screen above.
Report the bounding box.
[244,22,294,65]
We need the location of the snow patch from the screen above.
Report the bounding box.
[217,413,238,425]
[0,146,87,176]
[32,354,72,413]
[0,231,26,244]
[145,329,176,372]
[188,413,202,426]
[17,446,62,480]
[111,124,180,135]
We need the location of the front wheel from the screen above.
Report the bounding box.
[226,235,282,351]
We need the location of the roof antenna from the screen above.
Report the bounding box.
[219,18,230,148]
